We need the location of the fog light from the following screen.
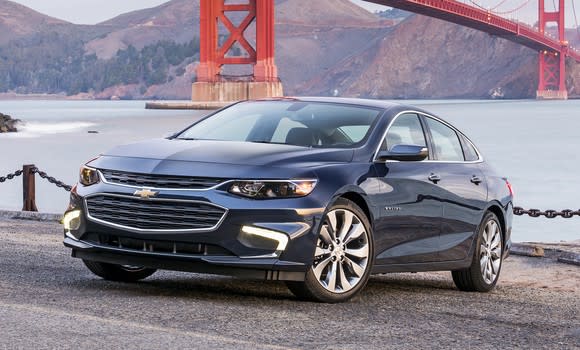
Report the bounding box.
[63,210,81,231]
[241,226,289,251]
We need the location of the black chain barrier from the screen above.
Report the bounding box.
[513,207,580,219]
[30,167,72,192]
[0,170,23,183]
[2,167,580,218]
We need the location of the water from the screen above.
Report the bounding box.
[0,99,579,243]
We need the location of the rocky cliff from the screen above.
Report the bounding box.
[0,112,19,132]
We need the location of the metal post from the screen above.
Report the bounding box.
[22,164,38,212]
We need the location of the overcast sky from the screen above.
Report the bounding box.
[8,0,580,27]
[9,0,384,24]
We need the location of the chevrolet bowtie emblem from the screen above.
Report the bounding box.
[134,188,158,199]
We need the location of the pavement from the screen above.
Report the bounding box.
[0,218,578,349]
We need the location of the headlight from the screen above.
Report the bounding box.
[79,166,99,186]
[228,180,317,199]
[63,210,81,231]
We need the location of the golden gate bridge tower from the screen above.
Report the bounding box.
[192,0,283,104]
[537,0,568,99]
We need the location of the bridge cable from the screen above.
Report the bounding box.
[467,0,532,15]
[467,0,511,11]
[572,0,580,42]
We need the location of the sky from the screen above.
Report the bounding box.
[9,0,383,24]
[8,0,580,28]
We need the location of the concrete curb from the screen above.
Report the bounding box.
[511,242,580,267]
[0,210,62,222]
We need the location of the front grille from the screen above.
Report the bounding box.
[86,195,226,231]
[100,169,224,189]
[82,233,234,256]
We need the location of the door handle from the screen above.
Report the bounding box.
[428,173,441,184]
[470,176,483,185]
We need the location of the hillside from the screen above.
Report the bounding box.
[297,15,538,99]
[86,0,201,59]
[0,0,69,44]
[0,0,578,99]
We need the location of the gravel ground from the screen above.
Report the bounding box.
[0,219,578,349]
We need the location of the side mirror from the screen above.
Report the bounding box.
[376,144,429,162]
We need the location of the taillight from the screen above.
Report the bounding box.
[506,180,514,197]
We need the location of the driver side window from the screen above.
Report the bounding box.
[382,113,427,152]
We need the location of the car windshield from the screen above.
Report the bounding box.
[177,101,382,148]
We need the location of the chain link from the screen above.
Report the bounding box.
[31,167,72,192]
[513,206,580,219]
[0,170,23,183]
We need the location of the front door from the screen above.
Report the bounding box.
[372,113,443,265]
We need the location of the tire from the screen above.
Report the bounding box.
[452,212,503,292]
[83,260,157,282]
[286,198,374,303]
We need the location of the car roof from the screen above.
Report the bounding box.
[254,96,408,110]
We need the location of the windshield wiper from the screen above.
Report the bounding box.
[249,140,289,145]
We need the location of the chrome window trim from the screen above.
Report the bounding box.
[372,110,484,164]
[84,193,229,233]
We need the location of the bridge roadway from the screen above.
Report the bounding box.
[368,0,580,61]
[0,219,578,349]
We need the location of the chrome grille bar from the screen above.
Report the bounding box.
[86,194,227,232]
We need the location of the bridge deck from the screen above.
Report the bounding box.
[368,0,580,61]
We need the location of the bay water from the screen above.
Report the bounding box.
[0,99,579,243]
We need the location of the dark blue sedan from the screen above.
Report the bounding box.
[63,97,513,303]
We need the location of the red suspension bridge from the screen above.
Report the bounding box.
[192,0,580,102]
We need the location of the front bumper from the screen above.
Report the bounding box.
[64,181,329,281]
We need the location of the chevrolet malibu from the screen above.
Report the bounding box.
[64,97,513,303]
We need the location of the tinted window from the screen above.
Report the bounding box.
[425,117,464,161]
[178,101,382,148]
[384,113,427,151]
[461,134,480,161]
[339,125,369,143]
[271,117,308,144]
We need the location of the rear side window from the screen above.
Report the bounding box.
[460,134,480,161]
[425,117,464,162]
[384,113,427,151]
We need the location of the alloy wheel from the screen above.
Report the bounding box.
[479,219,502,285]
[312,209,370,293]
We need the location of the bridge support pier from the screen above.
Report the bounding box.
[193,0,283,105]
[536,0,568,100]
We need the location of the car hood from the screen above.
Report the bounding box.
[89,138,354,179]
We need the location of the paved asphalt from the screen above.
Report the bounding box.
[0,219,578,350]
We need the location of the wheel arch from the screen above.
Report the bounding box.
[485,202,507,246]
[337,191,373,224]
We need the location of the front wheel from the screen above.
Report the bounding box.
[286,198,374,303]
[452,212,503,292]
[83,260,157,282]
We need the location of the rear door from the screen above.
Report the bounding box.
[422,116,488,262]
[373,113,443,265]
